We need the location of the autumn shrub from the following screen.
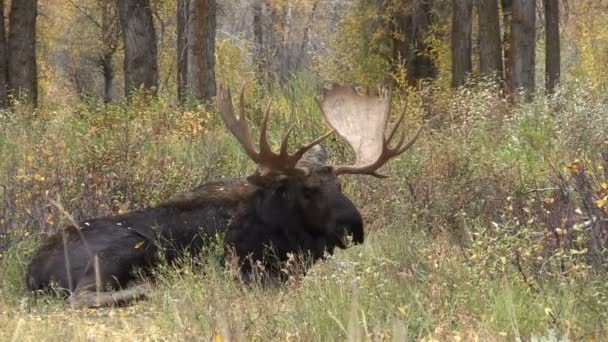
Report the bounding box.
[215,37,260,99]
[366,78,608,325]
[0,95,239,251]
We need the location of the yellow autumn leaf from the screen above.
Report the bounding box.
[595,196,608,209]
[398,305,409,317]
[215,334,223,342]
[571,248,588,255]
[601,183,608,191]
[569,160,581,174]
[134,241,145,249]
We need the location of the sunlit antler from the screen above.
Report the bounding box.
[317,84,423,178]
[217,85,333,175]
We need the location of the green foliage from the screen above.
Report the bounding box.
[315,0,449,88]
[0,238,39,299]
[567,2,608,91]
[3,74,608,340]
[5,0,608,339]
[314,0,389,87]
[216,38,260,99]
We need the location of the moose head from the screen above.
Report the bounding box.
[216,84,422,258]
[25,84,423,308]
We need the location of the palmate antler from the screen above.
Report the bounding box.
[217,84,423,178]
[317,85,423,178]
[217,85,333,176]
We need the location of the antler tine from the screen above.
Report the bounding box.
[279,124,296,156]
[217,85,258,160]
[364,112,424,177]
[396,124,424,154]
[292,130,334,159]
[338,112,423,178]
[258,99,274,157]
[387,99,407,143]
[238,84,246,123]
[218,84,333,175]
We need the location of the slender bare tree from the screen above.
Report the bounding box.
[0,0,8,108]
[116,0,158,97]
[451,0,473,87]
[177,0,187,102]
[252,0,265,84]
[8,0,38,106]
[545,0,560,93]
[501,0,513,90]
[67,0,121,103]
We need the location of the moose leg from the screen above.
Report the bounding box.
[69,281,152,309]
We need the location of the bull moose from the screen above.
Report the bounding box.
[25,84,423,308]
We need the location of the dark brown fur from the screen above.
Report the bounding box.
[25,148,364,308]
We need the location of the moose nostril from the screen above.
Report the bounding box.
[336,217,364,245]
[351,222,364,244]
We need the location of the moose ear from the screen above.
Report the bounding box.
[297,145,328,166]
[246,170,288,188]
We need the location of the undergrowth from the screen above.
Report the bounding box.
[1,75,608,340]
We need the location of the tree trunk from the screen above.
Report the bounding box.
[252,0,264,83]
[478,0,503,80]
[101,53,114,103]
[177,0,216,104]
[116,0,158,97]
[297,0,320,68]
[392,0,438,87]
[99,0,119,103]
[501,0,512,91]
[8,0,37,106]
[451,0,473,87]
[511,0,536,101]
[186,0,216,102]
[545,0,560,94]
[177,0,187,103]
[277,0,293,83]
[0,0,8,108]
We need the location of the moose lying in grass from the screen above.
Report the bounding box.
[26,84,423,308]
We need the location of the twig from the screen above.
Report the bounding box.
[514,251,538,293]
[522,187,563,194]
[66,0,103,30]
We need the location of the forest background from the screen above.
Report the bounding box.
[2,0,608,340]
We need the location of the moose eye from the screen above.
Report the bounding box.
[274,184,288,199]
[302,187,317,200]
